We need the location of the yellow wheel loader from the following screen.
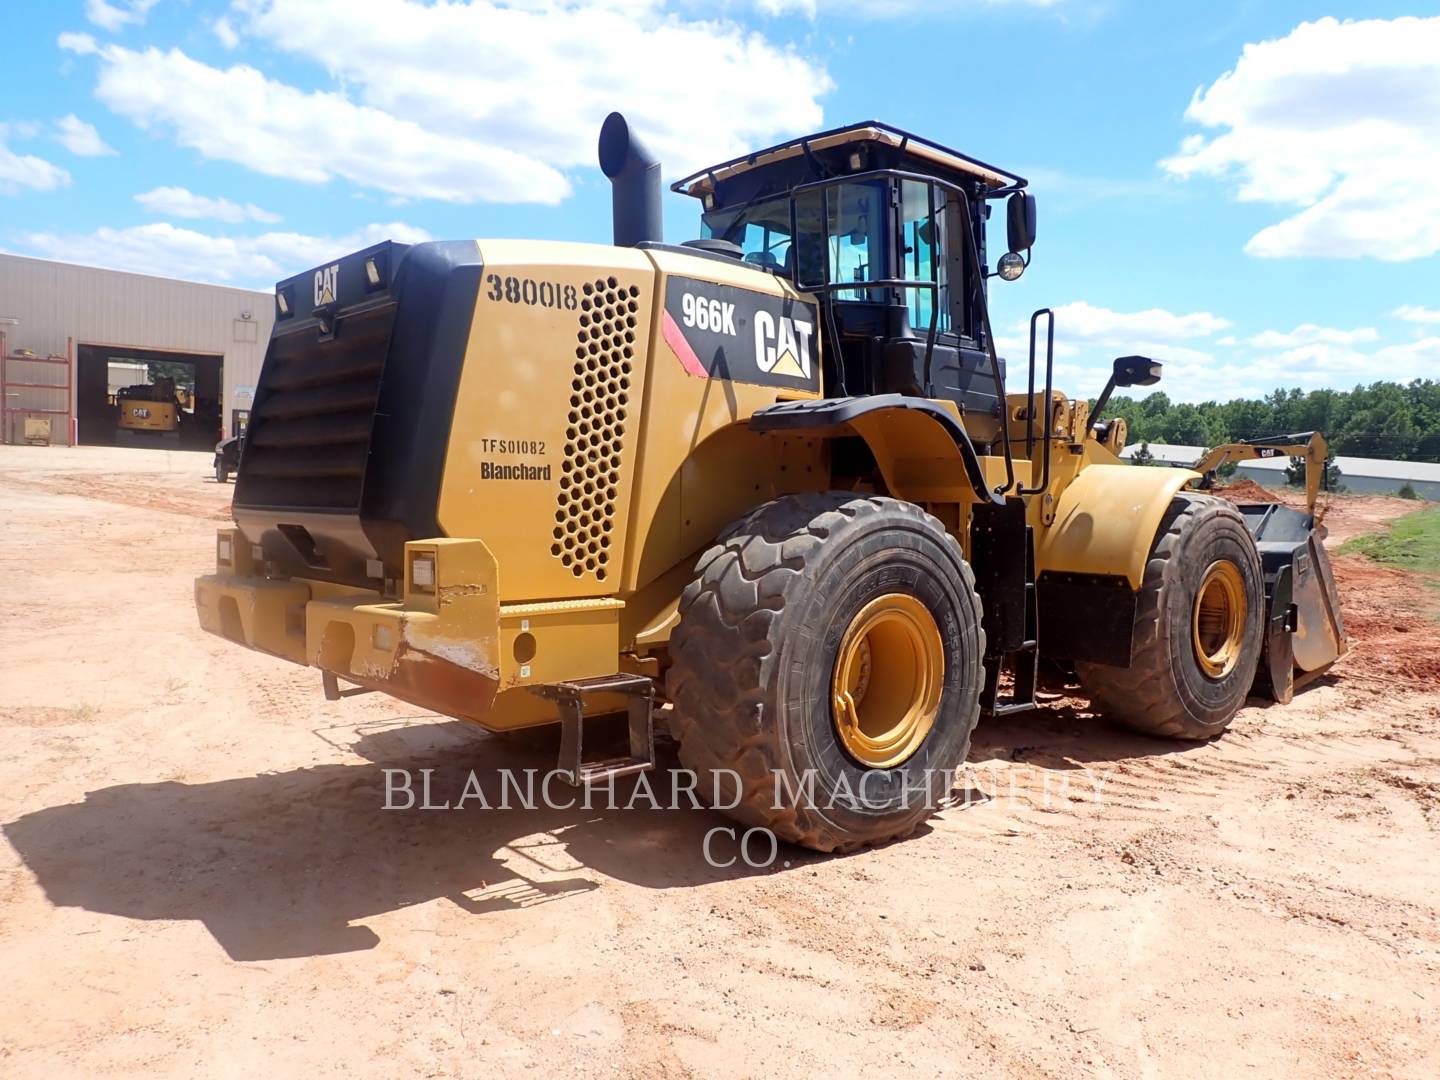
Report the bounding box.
[195,114,1347,851]
[116,375,182,445]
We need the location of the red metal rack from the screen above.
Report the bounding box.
[0,333,73,445]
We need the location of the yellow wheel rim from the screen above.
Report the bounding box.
[1192,560,1246,679]
[831,593,944,768]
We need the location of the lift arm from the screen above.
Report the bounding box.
[1192,431,1329,517]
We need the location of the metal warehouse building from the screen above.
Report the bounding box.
[0,252,273,447]
[1121,442,1440,500]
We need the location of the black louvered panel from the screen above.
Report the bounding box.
[249,412,374,449]
[236,301,395,512]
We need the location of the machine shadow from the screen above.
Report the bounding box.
[6,685,1296,963]
[969,693,1214,770]
[968,675,1331,771]
[2,719,825,964]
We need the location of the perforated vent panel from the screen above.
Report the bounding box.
[552,276,640,581]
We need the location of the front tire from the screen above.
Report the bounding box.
[1076,493,1264,740]
[667,493,985,853]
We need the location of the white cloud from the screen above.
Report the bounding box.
[1392,304,1440,324]
[1210,338,1440,397]
[64,2,833,208]
[754,0,1062,15]
[58,32,99,55]
[212,17,240,49]
[0,125,71,194]
[990,297,1440,403]
[1111,349,1350,404]
[1373,336,1440,370]
[85,0,160,32]
[226,0,832,178]
[135,185,280,224]
[63,39,572,204]
[1101,333,1440,403]
[994,301,1228,401]
[754,0,817,13]
[993,301,1440,403]
[1015,165,1186,210]
[1048,300,1230,345]
[53,114,115,156]
[13,220,431,288]
[1161,16,1440,261]
[1243,324,1378,349]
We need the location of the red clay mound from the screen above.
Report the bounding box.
[1327,553,1440,690]
[1212,483,1440,687]
[1212,478,1282,505]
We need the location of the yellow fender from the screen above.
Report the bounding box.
[1037,464,1197,590]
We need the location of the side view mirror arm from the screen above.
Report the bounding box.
[1089,377,1120,437]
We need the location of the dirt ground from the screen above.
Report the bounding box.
[2,446,1438,1078]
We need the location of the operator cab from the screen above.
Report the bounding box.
[673,123,1038,445]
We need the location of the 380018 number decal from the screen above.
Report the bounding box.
[485,274,577,310]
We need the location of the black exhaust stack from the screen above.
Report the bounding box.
[598,112,662,248]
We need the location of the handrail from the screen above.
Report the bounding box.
[1017,308,1055,497]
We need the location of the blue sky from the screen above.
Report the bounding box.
[2,0,1438,403]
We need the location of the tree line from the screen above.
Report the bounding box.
[1103,380,1440,463]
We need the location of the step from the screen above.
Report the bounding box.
[530,674,656,785]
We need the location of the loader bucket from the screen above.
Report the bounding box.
[1235,503,1348,703]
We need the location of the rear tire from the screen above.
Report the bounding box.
[668,493,985,853]
[1076,493,1263,740]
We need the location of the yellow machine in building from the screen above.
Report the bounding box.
[116,375,182,443]
[196,114,1346,851]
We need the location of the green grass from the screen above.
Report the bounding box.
[1340,507,1440,573]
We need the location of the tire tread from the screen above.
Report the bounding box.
[668,493,983,853]
[1076,493,1261,740]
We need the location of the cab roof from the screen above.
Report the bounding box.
[672,121,1027,199]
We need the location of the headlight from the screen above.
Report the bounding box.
[410,554,435,589]
[218,537,233,565]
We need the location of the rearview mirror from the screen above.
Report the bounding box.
[1007,192,1037,252]
[1090,355,1162,438]
[1111,355,1163,388]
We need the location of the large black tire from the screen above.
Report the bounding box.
[1076,493,1264,740]
[667,493,985,853]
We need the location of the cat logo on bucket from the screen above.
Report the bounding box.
[754,311,814,380]
[313,263,340,306]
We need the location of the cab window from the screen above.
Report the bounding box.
[789,181,887,302]
[899,180,950,334]
[701,197,792,273]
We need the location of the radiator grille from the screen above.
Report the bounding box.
[552,276,638,581]
[237,303,395,510]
